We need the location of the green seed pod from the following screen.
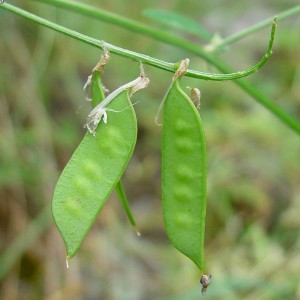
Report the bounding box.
[162,79,207,271]
[52,85,138,258]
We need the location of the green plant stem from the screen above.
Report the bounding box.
[115,181,137,228]
[37,0,300,65]
[1,2,274,81]
[208,5,300,51]
[2,2,300,135]
[37,0,300,136]
[38,0,219,65]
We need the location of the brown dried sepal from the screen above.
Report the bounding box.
[93,48,110,72]
[172,58,190,81]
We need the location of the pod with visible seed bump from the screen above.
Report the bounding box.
[52,77,138,258]
[162,79,207,271]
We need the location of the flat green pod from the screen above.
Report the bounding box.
[162,79,207,271]
[52,89,137,258]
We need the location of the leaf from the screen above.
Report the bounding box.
[143,9,212,41]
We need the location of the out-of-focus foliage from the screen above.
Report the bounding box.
[0,0,300,299]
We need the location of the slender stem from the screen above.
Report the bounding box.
[38,0,300,136]
[115,181,137,228]
[208,5,300,51]
[39,0,217,63]
[1,3,275,81]
[2,2,300,134]
[38,0,300,65]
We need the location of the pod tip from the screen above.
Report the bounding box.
[135,228,141,237]
[66,257,70,269]
[200,274,212,295]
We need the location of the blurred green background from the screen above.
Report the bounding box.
[1,0,300,299]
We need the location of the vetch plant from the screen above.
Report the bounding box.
[36,0,300,133]
[2,1,300,295]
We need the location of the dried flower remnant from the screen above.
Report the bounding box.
[200,274,212,295]
[85,65,149,135]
